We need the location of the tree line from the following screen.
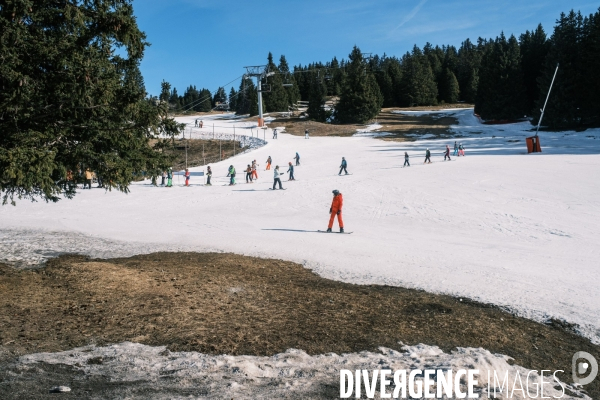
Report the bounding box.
[167,7,599,129]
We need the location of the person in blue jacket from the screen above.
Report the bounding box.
[338,157,348,175]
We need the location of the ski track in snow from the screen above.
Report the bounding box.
[1,109,600,397]
[15,342,589,399]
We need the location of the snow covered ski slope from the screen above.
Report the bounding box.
[1,108,599,344]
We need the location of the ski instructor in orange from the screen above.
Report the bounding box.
[327,190,344,233]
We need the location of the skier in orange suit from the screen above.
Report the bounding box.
[327,190,344,233]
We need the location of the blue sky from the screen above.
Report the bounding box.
[134,1,599,98]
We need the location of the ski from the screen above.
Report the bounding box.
[317,230,353,234]
[269,188,287,190]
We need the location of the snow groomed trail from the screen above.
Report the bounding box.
[1,109,599,345]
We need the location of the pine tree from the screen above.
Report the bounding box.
[398,46,438,106]
[160,81,171,103]
[533,11,585,129]
[520,24,549,115]
[475,33,527,120]
[213,87,227,108]
[235,77,258,116]
[263,53,288,112]
[438,68,460,103]
[0,0,183,204]
[307,72,328,122]
[279,55,300,107]
[228,87,238,111]
[335,46,383,123]
[197,89,213,112]
[580,8,600,126]
[456,38,482,103]
[169,88,181,111]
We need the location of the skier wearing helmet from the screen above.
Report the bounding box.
[327,190,344,233]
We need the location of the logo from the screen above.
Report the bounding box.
[572,351,598,386]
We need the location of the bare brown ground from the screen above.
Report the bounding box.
[275,104,473,140]
[0,253,598,398]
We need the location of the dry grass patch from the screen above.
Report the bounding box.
[0,252,597,398]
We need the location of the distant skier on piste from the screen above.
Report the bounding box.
[184,168,190,186]
[424,148,432,164]
[266,156,272,170]
[245,164,253,183]
[327,190,344,233]
[227,165,236,185]
[272,166,284,189]
[287,162,295,180]
[453,141,458,156]
[404,152,410,167]
[339,157,348,175]
[294,152,300,166]
[251,160,258,180]
[444,145,451,161]
[458,143,465,156]
[206,166,212,185]
[166,167,173,187]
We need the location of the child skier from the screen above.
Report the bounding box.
[339,157,348,175]
[404,152,410,167]
[458,143,465,156]
[327,190,344,233]
[206,166,212,185]
[251,160,258,180]
[184,168,190,186]
[166,168,173,187]
[266,156,272,170]
[227,165,236,185]
[424,148,432,164]
[245,164,253,183]
[273,166,284,189]
[287,162,295,181]
[444,145,451,161]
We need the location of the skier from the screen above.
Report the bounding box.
[84,168,93,189]
[327,190,344,233]
[227,165,236,185]
[294,152,300,166]
[424,148,432,164]
[251,160,258,180]
[206,166,212,185]
[161,170,167,186]
[453,141,458,156]
[273,128,278,139]
[458,143,465,156]
[195,119,198,127]
[199,120,203,128]
[272,165,284,189]
[403,152,410,167]
[444,145,451,161]
[184,168,190,186]
[287,162,295,181]
[339,157,348,175]
[266,156,272,170]
[305,129,309,139]
[245,164,253,183]
[166,167,173,187]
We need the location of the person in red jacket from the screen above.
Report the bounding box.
[184,168,190,186]
[327,190,344,233]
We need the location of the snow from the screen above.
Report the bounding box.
[18,342,588,399]
[2,109,599,344]
[2,108,599,396]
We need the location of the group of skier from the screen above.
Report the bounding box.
[401,141,466,167]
